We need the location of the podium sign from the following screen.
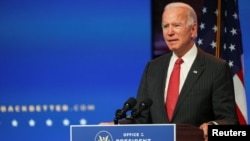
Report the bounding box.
[70,124,176,141]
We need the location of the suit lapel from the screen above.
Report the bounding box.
[156,53,172,122]
[172,49,205,119]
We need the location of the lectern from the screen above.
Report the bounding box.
[70,124,203,141]
[176,124,203,141]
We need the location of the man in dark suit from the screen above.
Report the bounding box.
[100,2,238,141]
[131,1,238,141]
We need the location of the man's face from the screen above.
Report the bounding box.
[162,7,197,56]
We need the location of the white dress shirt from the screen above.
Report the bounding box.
[164,44,198,102]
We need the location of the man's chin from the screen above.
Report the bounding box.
[168,47,179,51]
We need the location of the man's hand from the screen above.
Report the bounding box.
[199,122,213,141]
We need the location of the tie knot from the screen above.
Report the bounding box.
[175,58,183,65]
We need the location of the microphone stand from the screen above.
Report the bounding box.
[114,109,124,125]
[114,109,136,124]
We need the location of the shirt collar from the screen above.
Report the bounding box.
[172,44,198,67]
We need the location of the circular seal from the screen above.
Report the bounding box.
[94,130,113,141]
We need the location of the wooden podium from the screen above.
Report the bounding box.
[176,124,204,141]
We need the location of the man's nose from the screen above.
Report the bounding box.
[167,26,174,35]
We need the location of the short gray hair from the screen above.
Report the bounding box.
[164,2,197,26]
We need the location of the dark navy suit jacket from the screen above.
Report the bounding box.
[133,48,238,127]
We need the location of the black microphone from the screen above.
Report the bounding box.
[114,97,137,124]
[131,98,153,119]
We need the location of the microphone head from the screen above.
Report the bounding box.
[130,97,153,119]
[124,97,137,110]
[114,97,137,122]
[140,98,153,109]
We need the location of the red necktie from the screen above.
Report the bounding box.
[166,58,183,121]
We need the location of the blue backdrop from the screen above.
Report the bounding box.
[0,0,249,141]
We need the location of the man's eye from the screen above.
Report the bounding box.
[174,24,181,27]
[162,24,168,28]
